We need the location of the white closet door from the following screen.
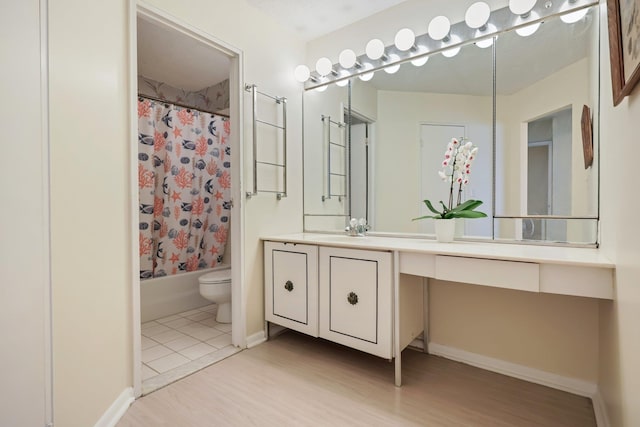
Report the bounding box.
[0,1,51,425]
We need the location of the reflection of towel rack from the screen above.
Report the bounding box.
[245,84,287,200]
[321,115,346,202]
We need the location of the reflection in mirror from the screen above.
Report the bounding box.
[302,3,601,246]
[351,40,493,237]
[494,5,599,244]
[303,84,350,231]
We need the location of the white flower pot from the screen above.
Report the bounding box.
[434,218,456,242]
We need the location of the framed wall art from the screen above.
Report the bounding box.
[607,0,640,106]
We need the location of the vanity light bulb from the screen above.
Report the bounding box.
[315,57,333,77]
[516,21,540,36]
[358,64,374,81]
[315,85,328,92]
[394,28,415,51]
[442,46,461,58]
[293,65,310,83]
[336,79,349,87]
[411,56,429,66]
[428,15,451,41]
[465,2,491,29]
[560,7,588,24]
[365,39,386,60]
[475,37,494,48]
[509,0,537,16]
[339,49,357,69]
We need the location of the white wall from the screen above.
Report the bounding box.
[598,4,640,426]
[1,1,50,425]
[373,90,493,234]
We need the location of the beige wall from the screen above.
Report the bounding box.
[46,0,305,425]
[430,281,599,381]
[49,1,132,426]
[598,4,640,426]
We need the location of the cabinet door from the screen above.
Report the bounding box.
[319,247,392,358]
[264,242,318,336]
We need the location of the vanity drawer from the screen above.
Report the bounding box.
[319,247,392,359]
[265,242,318,336]
[435,255,539,292]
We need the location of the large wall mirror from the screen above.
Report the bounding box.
[303,3,600,245]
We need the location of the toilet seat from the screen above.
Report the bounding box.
[199,268,231,284]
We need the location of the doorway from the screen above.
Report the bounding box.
[130,3,244,397]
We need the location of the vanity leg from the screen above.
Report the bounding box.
[423,278,429,353]
[393,251,402,386]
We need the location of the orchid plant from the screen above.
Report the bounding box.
[413,137,487,220]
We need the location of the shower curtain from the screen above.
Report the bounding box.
[138,97,231,279]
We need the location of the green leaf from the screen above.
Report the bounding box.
[439,201,450,213]
[451,199,483,212]
[411,215,441,221]
[453,210,487,218]
[422,199,441,215]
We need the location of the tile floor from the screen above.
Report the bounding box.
[141,304,239,394]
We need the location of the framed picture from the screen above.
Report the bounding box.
[608,0,640,106]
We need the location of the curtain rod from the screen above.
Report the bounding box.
[138,94,230,118]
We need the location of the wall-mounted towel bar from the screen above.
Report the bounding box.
[245,84,287,200]
[321,115,346,202]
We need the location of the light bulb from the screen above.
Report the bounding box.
[428,16,451,41]
[442,46,461,58]
[465,2,491,29]
[315,57,333,77]
[384,54,401,74]
[515,10,540,36]
[474,23,497,48]
[411,56,429,66]
[315,85,328,92]
[358,63,374,81]
[339,49,357,69]
[560,7,588,23]
[394,28,415,51]
[365,39,385,60]
[516,21,540,36]
[509,0,537,16]
[336,78,349,87]
[294,65,310,83]
[475,37,494,48]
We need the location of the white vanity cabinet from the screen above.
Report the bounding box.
[264,241,318,337]
[265,241,393,359]
[319,246,393,359]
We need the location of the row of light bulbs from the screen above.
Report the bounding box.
[294,0,589,88]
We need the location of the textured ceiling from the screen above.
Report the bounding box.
[245,0,410,40]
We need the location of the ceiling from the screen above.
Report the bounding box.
[245,0,410,41]
[137,17,230,91]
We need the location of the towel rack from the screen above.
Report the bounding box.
[321,115,346,202]
[245,84,287,200]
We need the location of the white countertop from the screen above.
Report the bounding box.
[261,233,615,269]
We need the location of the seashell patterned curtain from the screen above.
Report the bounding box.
[137,97,231,279]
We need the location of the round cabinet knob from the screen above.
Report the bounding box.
[347,292,358,305]
[284,280,294,292]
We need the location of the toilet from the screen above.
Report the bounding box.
[198,267,232,323]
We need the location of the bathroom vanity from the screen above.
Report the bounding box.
[263,233,614,386]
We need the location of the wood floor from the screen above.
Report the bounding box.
[118,331,596,426]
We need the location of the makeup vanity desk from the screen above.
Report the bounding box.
[262,233,615,386]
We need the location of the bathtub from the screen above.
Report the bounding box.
[140,264,230,323]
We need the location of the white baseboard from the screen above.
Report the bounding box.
[94,387,134,427]
[428,342,597,398]
[246,330,266,348]
[591,389,611,427]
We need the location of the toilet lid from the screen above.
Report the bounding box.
[200,268,231,284]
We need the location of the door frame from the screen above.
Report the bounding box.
[128,0,245,398]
